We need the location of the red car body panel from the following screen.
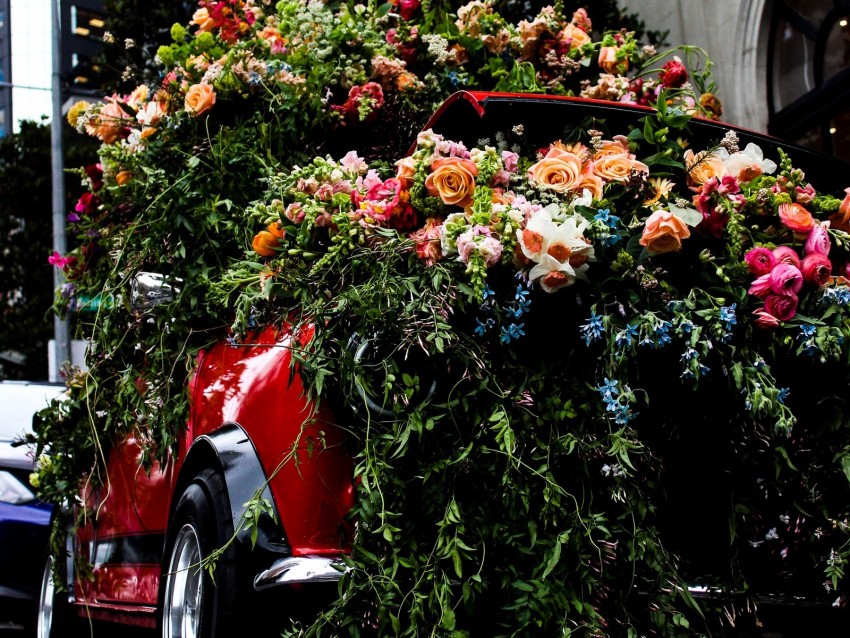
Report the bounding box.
[74,324,354,620]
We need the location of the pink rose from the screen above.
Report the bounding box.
[752,308,780,330]
[804,222,831,256]
[800,253,832,287]
[763,293,798,322]
[768,263,803,296]
[748,273,771,299]
[744,247,776,277]
[773,245,802,269]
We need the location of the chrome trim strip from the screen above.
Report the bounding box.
[253,556,347,590]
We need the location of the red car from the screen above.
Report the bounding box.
[35,94,850,637]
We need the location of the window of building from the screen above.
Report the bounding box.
[71,6,106,41]
[768,0,850,160]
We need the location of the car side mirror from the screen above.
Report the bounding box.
[130,272,182,311]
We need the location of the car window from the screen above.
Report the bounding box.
[0,384,64,440]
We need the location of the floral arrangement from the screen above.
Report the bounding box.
[33,0,850,635]
[205,100,850,634]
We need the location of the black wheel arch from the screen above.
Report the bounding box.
[165,423,291,575]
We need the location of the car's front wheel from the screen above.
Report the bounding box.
[36,553,78,638]
[160,468,237,638]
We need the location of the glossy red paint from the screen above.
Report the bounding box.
[73,323,354,618]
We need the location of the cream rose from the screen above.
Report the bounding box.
[425,157,478,208]
[184,83,217,117]
[528,147,584,193]
[639,210,691,254]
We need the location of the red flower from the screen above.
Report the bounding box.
[800,253,832,287]
[659,58,688,88]
[763,292,798,322]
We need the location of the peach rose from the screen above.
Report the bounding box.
[778,202,814,234]
[560,24,591,50]
[184,83,216,117]
[577,168,603,200]
[592,136,631,160]
[528,147,584,193]
[684,149,725,190]
[598,46,625,74]
[192,7,217,33]
[425,157,478,208]
[639,210,691,254]
[94,101,132,145]
[592,155,649,183]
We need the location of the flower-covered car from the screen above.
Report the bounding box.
[35,91,850,637]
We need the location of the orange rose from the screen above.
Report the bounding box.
[425,157,478,208]
[577,167,603,200]
[528,146,584,193]
[639,210,691,254]
[778,202,814,234]
[830,187,850,232]
[592,156,649,183]
[684,149,725,190]
[592,136,631,160]
[395,156,416,189]
[115,170,133,186]
[93,101,132,144]
[184,83,216,117]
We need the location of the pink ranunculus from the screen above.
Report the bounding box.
[804,221,831,256]
[800,253,832,287]
[773,245,802,269]
[748,273,772,299]
[752,307,780,330]
[768,262,804,296]
[744,247,776,277]
[763,293,798,322]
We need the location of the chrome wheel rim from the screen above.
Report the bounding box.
[163,524,203,638]
[36,555,55,638]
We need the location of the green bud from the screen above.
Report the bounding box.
[170,23,187,42]
[195,31,214,52]
[156,45,174,67]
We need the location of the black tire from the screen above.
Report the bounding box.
[159,468,238,638]
[36,553,80,638]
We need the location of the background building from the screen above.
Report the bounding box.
[640,0,850,160]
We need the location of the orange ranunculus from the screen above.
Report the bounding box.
[639,210,691,255]
[830,187,850,232]
[395,71,419,91]
[778,202,815,234]
[252,231,277,257]
[425,157,478,208]
[592,155,648,184]
[115,170,132,186]
[94,101,132,144]
[184,83,216,117]
[527,146,584,193]
[684,149,725,190]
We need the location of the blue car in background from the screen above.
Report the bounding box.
[0,382,63,633]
